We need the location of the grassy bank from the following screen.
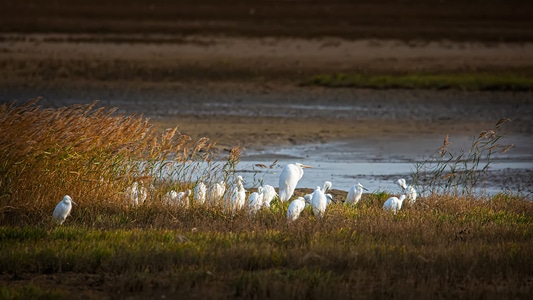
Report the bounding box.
[303,72,533,91]
[1,193,533,299]
[1,101,532,299]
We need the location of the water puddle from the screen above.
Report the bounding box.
[236,139,533,198]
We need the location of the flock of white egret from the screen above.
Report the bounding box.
[52,162,418,225]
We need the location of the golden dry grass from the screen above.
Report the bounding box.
[0,99,237,225]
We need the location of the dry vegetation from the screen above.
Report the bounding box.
[1,101,532,299]
[0,99,237,225]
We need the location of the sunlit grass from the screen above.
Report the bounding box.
[0,99,241,226]
[1,193,532,298]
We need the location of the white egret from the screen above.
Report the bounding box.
[405,186,417,206]
[278,163,312,202]
[322,180,334,205]
[248,186,264,215]
[227,176,246,211]
[322,181,332,193]
[261,184,278,208]
[193,181,207,205]
[52,195,77,225]
[163,190,179,205]
[208,180,226,206]
[163,189,191,207]
[326,193,334,205]
[396,178,407,190]
[396,178,417,206]
[177,189,192,207]
[286,197,306,222]
[310,186,327,218]
[125,182,147,206]
[303,194,312,208]
[345,182,368,205]
[383,195,406,214]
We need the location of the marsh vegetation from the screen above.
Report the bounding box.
[1,101,532,299]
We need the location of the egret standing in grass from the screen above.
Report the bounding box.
[261,184,278,208]
[194,181,207,205]
[279,163,312,202]
[248,186,264,215]
[163,190,178,205]
[227,176,246,211]
[383,195,406,214]
[311,186,327,218]
[346,182,368,205]
[163,189,191,207]
[208,180,226,206]
[322,180,335,206]
[52,195,77,225]
[287,197,306,222]
[125,182,147,206]
[396,178,417,206]
[177,189,192,207]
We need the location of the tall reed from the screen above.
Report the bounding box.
[412,118,514,197]
[0,99,239,225]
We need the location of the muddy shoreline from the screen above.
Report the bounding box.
[1,34,532,198]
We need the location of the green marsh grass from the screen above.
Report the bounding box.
[1,102,532,299]
[303,72,533,91]
[1,193,532,299]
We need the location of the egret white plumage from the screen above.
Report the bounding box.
[176,189,191,207]
[396,178,417,206]
[248,186,264,214]
[227,176,246,211]
[325,193,334,205]
[396,178,407,190]
[163,189,191,207]
[310,186,327,218]
[322,180,334,205]
[303,194,312,208]
[383,195,406,214]
[193,181,207,205]
[261,184,278,208]
[163,190,178,205]
[208,181,226,206]
[52,195,77,225]
[322,181,332,193]
[287,197,306,222]
[278,163,312,202]
[345,182,368,205]
[125,182,147,206]
[405,186,417,205]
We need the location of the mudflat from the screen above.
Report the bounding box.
[1,34,532,151]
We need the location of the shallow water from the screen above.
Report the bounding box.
[236,137,533,198]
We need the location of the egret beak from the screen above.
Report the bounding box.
[363,187,369,191]
[72,201,78,206]
[301,164,312,169]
